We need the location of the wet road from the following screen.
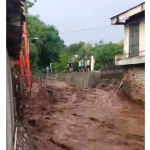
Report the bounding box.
[26,82,144,150]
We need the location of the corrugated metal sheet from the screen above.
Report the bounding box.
[6,0,26,58]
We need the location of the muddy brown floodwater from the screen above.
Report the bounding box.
[25,81,144,150]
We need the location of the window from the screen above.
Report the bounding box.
[129,23,139,57]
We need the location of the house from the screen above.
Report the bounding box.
[110,2,145,104]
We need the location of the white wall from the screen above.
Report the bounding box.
[124,17,145,57]
[140,18,145,55]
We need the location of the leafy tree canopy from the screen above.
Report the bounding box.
[26,0,123,73]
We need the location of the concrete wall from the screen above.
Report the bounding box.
[59,70,123,89]
[123,64,145,104]
[6,52,15,150]
[124,17,145,55]
[64,72,91,89]
[60,69,145,104]
[115,56,145,66]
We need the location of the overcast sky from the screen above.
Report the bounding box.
[29,0,144,45]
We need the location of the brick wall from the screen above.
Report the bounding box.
[123,64,145,104]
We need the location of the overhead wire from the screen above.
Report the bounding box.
[59,25,116,34]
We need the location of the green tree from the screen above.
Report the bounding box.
[93,40,123,70]
[53,51,70,72]
[26,0,124,73]
[27,14,64,72]
[25,0,34,13]
[67,42,93,58]
[55,40,123,72]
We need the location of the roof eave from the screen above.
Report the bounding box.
[110,2,145,25]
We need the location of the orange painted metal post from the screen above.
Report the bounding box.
[13,22,32,88]
[23,22,32,87]
[13,2,32,88]
[20,51,24,77]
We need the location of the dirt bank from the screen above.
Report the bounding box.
[24,81,144,150]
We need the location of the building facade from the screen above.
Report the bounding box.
[110,2,145,104]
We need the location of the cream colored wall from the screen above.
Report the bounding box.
[124,17,145,57]
[140,18,145,56]
[124,25,129,57]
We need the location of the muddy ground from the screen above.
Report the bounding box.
[20,81,144,150]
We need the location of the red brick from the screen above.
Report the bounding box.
[123,65,145,103]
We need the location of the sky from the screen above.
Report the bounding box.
[29,0,144,45]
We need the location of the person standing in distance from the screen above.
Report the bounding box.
[87,58,90,72]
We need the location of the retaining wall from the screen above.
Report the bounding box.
[58,70,123,89]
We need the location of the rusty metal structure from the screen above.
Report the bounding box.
[13,21,32,88]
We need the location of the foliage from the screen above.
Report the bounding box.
[53,50,70,72]
[26,0,123,73]
[53,40,123,72]
[27,14,64,72]
[25,1,64,73]
[73,60,79,72]
[67,42,93,58]
[25,0,34,13]
[93,41,123,70]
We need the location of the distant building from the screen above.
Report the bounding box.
[110,2,145,103]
